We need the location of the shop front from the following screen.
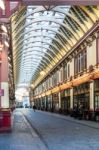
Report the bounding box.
[45,95,52,111]
[41,97,46,110]
[61,89,70,115]
[52,93,59,112]
[94,79,99,121]
[73,82,90,119]
[34,98,41,110]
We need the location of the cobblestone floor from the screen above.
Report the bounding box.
[22,109,99,150]
[0,108,99,150]
[0,110,47,150]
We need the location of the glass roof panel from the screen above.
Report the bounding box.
[18,6,71,84]
[11,4,99,90]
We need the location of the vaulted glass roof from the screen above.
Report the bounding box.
[20,6,70,82]
[11,5,99,88]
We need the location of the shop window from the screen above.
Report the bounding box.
[94,79,99,91]
[74,50,87,75]
[95,95,99,110]
[64,89,70,96]
[94,79,99,111]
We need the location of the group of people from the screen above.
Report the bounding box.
[73,103,84,119]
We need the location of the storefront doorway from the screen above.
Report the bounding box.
[61,89,70,114]
[73,83,90,119]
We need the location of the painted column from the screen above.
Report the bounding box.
[70,88,73,109]
[90,81,94,110]
[44,96,46,109]
[1,46,9,108]
[59,92,61,108]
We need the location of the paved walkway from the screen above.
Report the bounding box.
[0,110,47,150]
[22,109,99,150]
[38,110,99,130]
[0,109,99,150]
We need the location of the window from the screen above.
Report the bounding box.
[74,50,87,75]
[53,71,59,86]
[68,64,70,78]
[83,50,87,69]
[96,38,99,64]
[46,80,48,90]
[74,57,78,74]
[94,79,99,90]
[81,53,83,70]
[78,55,80,72]
[48,78,50,89]
[95,95,99,110]
[60,68,63,82]
[63,64,67,80]
[57,71,59,83]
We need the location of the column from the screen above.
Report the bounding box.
[1,46,9,108]
[90,81,94,110]
[44,96,46,109]
[70,88,73,109]
[89,81,94,120]
[59,92,61,108]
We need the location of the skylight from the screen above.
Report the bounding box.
[19,6,70,85]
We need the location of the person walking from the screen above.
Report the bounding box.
[33,105,36,112]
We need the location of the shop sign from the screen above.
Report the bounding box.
[0,89,4,96]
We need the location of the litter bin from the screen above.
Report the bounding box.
[0,109,12,132]
[0,112,3,128]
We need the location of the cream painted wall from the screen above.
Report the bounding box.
[87,39,96,68]
[70,88,73,109]
[70,58,74,77]
[1,82,9,108]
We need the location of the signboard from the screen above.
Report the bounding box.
[0,89,4,96]
[21,0,99,5]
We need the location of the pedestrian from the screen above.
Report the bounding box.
[78,103,84,120]
[73,104,78,118]
[33,105,36,112]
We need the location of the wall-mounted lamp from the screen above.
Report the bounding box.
[40,71,46,76]
[30,84,35,88]
[31,84,34,87]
